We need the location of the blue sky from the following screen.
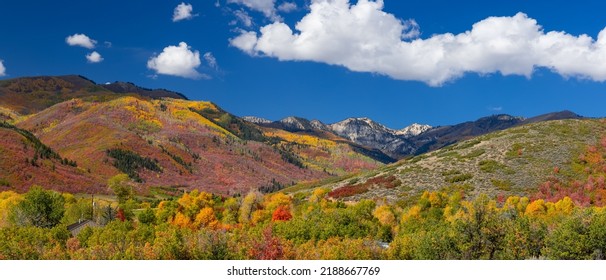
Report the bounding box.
[1,0,606,129]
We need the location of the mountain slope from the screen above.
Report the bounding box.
[246,116,396,164]
[285,118,606,202]
[0,75,187,114]
[15,97,316,194]
[10,96,384,195]
[521,110,583,124]
[410,114,525,155]
[0,121,101,193]
[100,81,188,100]
[411,112,585,155]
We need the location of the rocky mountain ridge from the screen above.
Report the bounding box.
[246,111,583,159]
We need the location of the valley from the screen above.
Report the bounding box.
[1,75,605,260]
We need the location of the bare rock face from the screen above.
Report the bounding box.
[277,116,315,131]
[328,117,415,158]
[395,123,433,137]
[242,116,272,124]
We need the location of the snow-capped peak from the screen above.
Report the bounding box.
[333,117,392,132]
[278,116,314,131]
[310,119,328,131]
[395,123,432,137]
[242,116,272,124]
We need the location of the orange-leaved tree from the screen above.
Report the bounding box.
[272,205,292,222]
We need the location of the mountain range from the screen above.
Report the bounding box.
[285,117,606,204]
[245,110,583,159]
[0,75,588,198]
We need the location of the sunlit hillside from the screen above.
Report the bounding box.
[286,119,606,206]
[0,76,386,195]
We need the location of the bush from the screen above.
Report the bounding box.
[446,173,473,183]
[10,186,65,228]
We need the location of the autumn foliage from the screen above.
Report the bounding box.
[329,175,401,199]
[2,185,606,260]
[7,132,606,260]
[248,227,286,260]
[271,205,292,222]
[534,136,606,207]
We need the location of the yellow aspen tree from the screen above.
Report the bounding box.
[194,207,219,229]
[525,199,547,217]
[172,212,192,229]
[373,205,396,227]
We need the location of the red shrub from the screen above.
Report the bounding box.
[272,205,292,222]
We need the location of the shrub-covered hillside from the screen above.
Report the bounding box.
[294,119,606,203]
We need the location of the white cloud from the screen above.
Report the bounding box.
[231,0,606,86]
[229,31,259,55]
[277,2,297,13]
[173,2,196,22]
[86,51,103,63]
[204,52,219,70]
[147,42,203,79]
[66,33,97,49]
[401,19,420,40]
[228,0,277,19]
[232,9,253,27]
[0,60,6,76]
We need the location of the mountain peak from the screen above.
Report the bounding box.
[278,116,314,131]
[310,119,328,131]
[343,117,374,123]
[522,110,583,124]
[242,116,272,124]
[328,117,414,158]
[395,123,432,137]
[335,117,390,131]
[101,81,188,100]
[494,114,524,121]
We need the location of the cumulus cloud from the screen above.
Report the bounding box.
[230,31,259,55]
[86,51,103,63]
[66,33,97,49]
[231,0,606,86]
[173,2,196,22]
[0,60,5,76]
[228,0,277,19]
[147,42,203,79]
[277,2,297,13]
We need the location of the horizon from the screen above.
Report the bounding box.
[1,1,606,128]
